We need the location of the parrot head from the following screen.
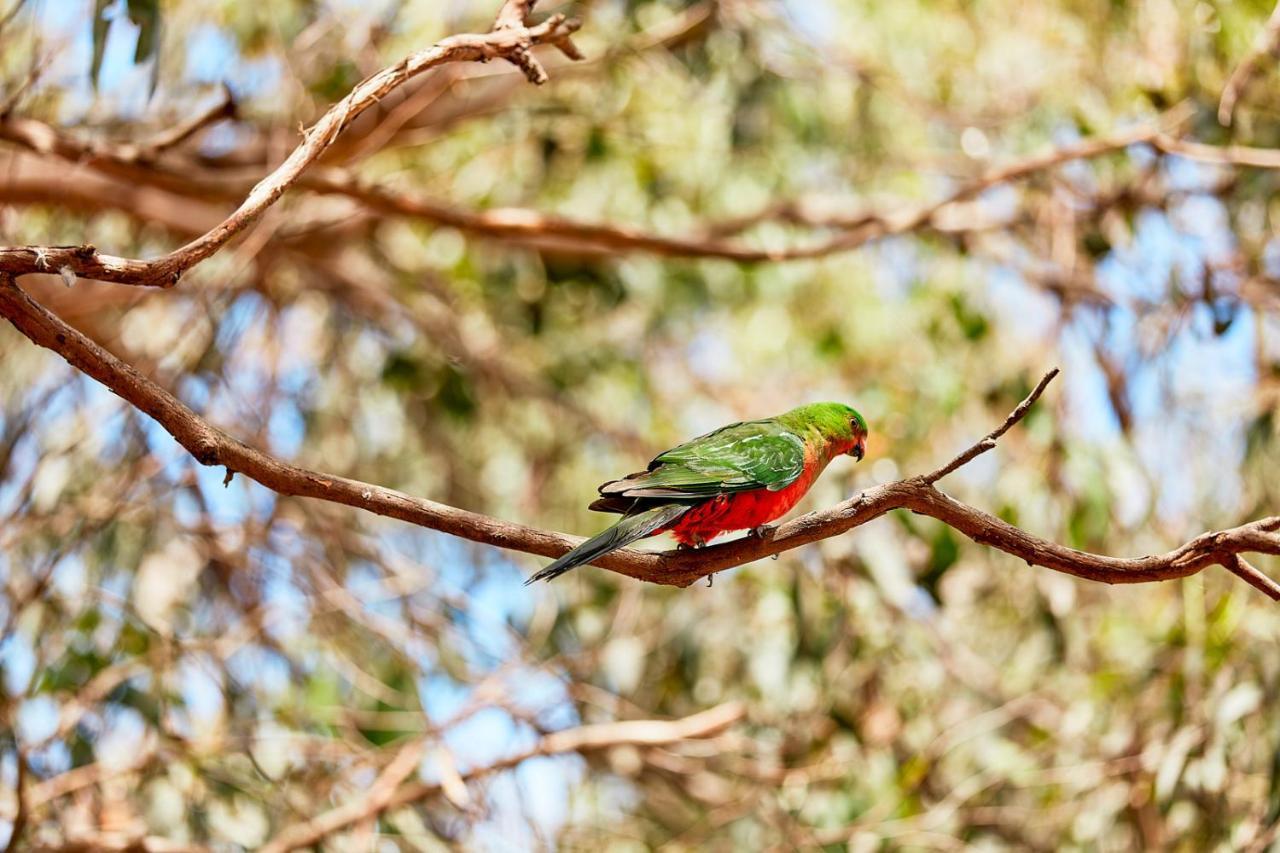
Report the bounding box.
[781,402,869,461]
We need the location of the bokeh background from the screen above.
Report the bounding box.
[3,0,1280,849]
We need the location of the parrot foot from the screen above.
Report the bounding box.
[692,533,707,548]
[751,524,775,540]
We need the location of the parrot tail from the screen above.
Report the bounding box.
[525,504,690,585]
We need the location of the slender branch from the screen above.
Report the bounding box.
[1152,134,1280,170]
[1,107,1192,268]
[296,120,1174,262]
[134,84,236,156]
[3,749,27,853]
[0,0,26,35]
[922,368,1059,484]
[0,4,581,287]
[1218,1,1280,126]
[2,275,1278,598]
[258,702,745,852]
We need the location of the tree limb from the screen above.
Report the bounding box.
[2,275,1277,597]
[0,105,1196,268]
[0,5,581,287]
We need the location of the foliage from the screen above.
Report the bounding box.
[1,0,1280,849]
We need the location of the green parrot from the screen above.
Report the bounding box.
[528,402,868,583]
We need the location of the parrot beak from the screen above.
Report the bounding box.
[850,441,865,461]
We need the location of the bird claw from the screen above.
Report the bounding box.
[751,524,775,540]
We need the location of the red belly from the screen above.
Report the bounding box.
[663,471,816,547]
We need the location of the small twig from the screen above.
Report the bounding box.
[923,368,1059,485]
[0,52,49,119]
[492,0,584,84]
[1218,1,1280,126]
[0,0,26,38]
[136,83,236,157]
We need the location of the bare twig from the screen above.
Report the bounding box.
[2,275,1278,596]
[491,0,584,84]
[1218,1,1280,126]
[923,368,1059,484]
[135,84,236,157]
[0,3,581,287]
[1152,134,1280,170]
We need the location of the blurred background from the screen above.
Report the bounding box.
[2,0,1280,849]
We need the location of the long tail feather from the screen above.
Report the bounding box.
[526,504,689,585]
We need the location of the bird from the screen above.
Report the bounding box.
[526,402,868,584]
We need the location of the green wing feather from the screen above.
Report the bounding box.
[599,419,807,501]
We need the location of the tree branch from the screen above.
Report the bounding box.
[134,84,236,157]
[275,121,1178,262]
[922,368,1059,484]
[1218,1,1280,126]
[0,4,581,287]
[258,702,745,852]
[258,736,430,853]
[2,275,1278,598]
[0,106,1197,267]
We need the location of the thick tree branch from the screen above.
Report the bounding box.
[2,275,1277,598]
[0,4,581,287]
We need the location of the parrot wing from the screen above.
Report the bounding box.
[597,419,807,503]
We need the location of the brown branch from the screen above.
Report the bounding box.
[0,0,26,35]
[134,84,236,156]
[3,749,27,853]
[1152,134,1280,170]
[0,4,581,287]
[300,120,1173,262]
[1219,1,1280,126]
[2,104,1191,267]
[1225,555,1280,601]
[2,275,1278,598]
[258,736,430,853]
[257,702,744,852]
[491,0,584,84]
[922,368,1060,484]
